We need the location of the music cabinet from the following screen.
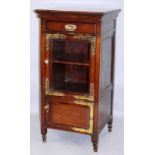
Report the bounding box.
[35,9,120,152]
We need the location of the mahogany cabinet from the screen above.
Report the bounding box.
[35,9,120,152]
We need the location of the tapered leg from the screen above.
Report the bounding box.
[93,142,98,152]
[42,134,47,143]
[108,119,113,132]
[91,135,98,152]
[41,126,47,143]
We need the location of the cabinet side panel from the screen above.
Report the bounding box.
[99,23,114,131]
[100,38,112,90]
[99,91,111,131]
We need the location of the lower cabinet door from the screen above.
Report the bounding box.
[46,102,91,130]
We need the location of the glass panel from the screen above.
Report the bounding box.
[52,63,89,93]
[51,39,90,65]
[49,39,90,94]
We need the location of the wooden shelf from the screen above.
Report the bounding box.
[52,60,89,66]
[52,54,89,66]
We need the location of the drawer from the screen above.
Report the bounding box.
[46,101,91,129]
[46,21,96,34]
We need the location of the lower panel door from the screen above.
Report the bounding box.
[45,101,94,134]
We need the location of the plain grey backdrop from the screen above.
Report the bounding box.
[30,0,124,155]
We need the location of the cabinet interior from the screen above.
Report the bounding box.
[50,39,90,94]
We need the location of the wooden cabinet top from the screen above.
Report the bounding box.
[35,9,121,22]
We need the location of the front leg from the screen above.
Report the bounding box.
[93,142,98,152]
[42,134,47,143]
[91,134,98,152]
[41,126,47,143]
[108,119,113,132]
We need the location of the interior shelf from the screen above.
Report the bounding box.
[52,54,89,66]
[51,63,89,93]
[50,39,90,94]
[52,60,89,66]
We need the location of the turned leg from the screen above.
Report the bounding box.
[42,134,47,143]
[108,119,113,132]
[93,142,98,152]
[41,126,47,143]
[91,135,98,152]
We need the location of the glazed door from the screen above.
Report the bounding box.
[44,33,96,101]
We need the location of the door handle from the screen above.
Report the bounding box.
[44,59,49,65]
[44,104,49,112]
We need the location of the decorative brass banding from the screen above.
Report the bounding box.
[47,91,65,97]
[72,100,94,134]
[45,33,66,50]
[73,95,94,101]
[90,83,95,98]
[73,100,93,106]
[45,33,96,55]
[73,34,96,55]
[45,78,65,97]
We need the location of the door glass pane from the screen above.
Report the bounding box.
[50,39,90,94]
[52,40,90,64]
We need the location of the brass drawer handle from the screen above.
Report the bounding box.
[64,24,77,32]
